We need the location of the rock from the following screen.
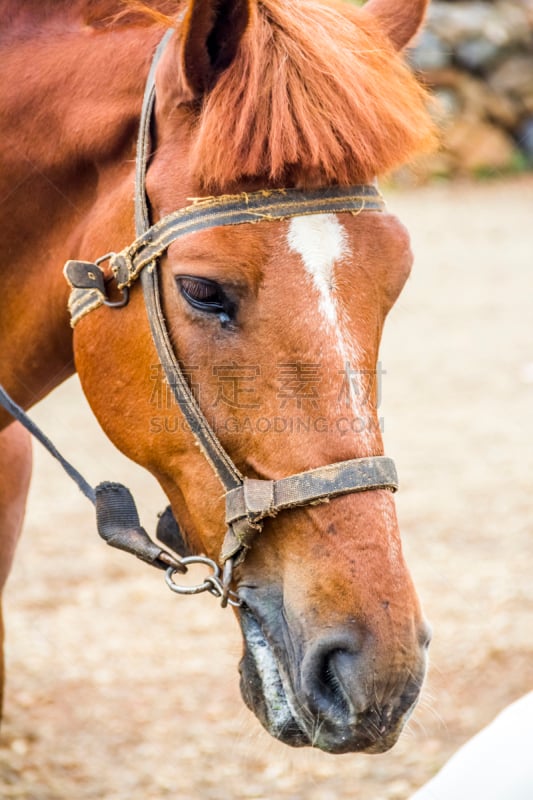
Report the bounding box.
[410,30,452,71]
[446,118,518,173]
[490,0,532,46]
[426,1,531,48]
[398,0,533,179]
[433,87,463,122]
[427,3,498,44]
[424,69,521,129]
[489,56,533,102]
[517,117,533,161]
[483,89,521,130]
[459,74,521,128]
[455,37,502,72]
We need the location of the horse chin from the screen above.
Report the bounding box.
[237,605,410,755]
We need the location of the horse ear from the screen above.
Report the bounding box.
[178,0,251,98]
[362,0,429,50]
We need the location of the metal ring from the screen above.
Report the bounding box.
[164,555,242,606]
[94,252,131,308]
[204,573,242,607]
[165,555,221,596]
[224,592,242,608]
[95,252,116,266]
[103,285,129,308]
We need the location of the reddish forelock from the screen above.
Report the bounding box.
[189,0,437,189]
[104,0,436,189]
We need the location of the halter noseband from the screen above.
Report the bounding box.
[64,31,397,570]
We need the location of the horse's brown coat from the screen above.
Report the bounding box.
[0,0,434,752]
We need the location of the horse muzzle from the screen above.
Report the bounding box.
[237,590,429,754]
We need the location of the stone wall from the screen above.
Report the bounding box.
[408,0,533,177]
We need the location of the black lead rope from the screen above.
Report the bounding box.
[0,384,183,572]
[0,384,95,503]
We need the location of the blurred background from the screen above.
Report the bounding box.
[1,3,532,799]
[363,0,533,182]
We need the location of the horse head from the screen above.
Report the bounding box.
[73,0,435,753]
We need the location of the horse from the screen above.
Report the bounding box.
[0,0,436,754]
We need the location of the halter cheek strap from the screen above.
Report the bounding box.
[63,30,398,571]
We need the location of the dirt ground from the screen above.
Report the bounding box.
[1,176,532,800]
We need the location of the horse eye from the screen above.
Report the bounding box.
[176,276,232,318]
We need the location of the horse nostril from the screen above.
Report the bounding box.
[418,620,433,650]
[302,637,365,720]
[316,649,353,714]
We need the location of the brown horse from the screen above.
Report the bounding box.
[0,0,436,753]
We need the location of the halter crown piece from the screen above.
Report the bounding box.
[63,31,398,587]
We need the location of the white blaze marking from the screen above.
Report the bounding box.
[287,214,347,323]
[287,214,370,445]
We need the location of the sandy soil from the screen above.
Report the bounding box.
[1,176,532,800]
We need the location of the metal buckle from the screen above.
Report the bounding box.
[165,556,241,608]
[95,253,130,308]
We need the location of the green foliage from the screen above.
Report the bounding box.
[473,150,531,180]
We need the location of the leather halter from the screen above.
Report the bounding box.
[64,31,398,568]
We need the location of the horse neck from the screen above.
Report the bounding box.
[0,15,163,420]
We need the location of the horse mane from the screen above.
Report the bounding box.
[190,0,437,189]
[115,0,435,188]
[14,0,435,188]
